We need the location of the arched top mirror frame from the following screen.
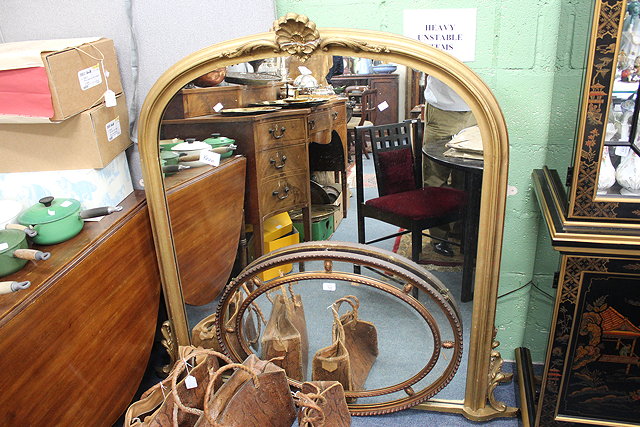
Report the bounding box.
[138,14,510,421]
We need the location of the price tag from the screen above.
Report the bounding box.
[78,64,102,90]
[0,243,8,251]
[60,200,73,208]
[378,101,389,111]
[323,282,336,291]
[615,146,631,157]
[184,375,198,390]
[104,89,117,107]
[298,65,312,75]
[213,103,224,112]
[200,150,221,167]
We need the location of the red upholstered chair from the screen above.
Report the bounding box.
[355,120,466,267]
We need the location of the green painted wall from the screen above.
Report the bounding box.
[276,0,594,362]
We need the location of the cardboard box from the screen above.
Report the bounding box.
[0,94,130,172]
[263,212,293,242]
[0,150,133,211]
[260,228,300,281]
[332,188,348,231]
[0,38,123,122]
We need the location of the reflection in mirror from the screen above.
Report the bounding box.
[155,54,481,404]
[598,1,640,197]
[215,244,464,414]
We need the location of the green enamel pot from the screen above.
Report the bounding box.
[203,133,236,158]
[17,196,123,245]
[161,151,181,176]
[159,138,184,151]
[0,229,50,277]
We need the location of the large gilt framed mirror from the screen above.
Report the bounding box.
[138,14,510,421]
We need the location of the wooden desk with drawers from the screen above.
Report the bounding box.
[161,98,348,257]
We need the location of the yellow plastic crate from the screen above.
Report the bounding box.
[260,228,300,281]
[262,212,293,243]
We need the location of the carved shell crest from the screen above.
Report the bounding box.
[272,13,320,61]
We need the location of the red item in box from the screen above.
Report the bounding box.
[0,67,54,118]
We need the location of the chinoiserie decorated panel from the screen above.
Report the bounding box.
[569,0,640,222]
[537,255,640,426]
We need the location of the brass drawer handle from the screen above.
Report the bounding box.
[272,186,290,200]
[308,119,316,130]
[269,126,286,139]
[269,153,287,169]
[332,111,339,120]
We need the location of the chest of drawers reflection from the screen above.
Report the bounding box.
[162,99,347,256]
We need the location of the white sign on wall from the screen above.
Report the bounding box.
[403,8,477,62]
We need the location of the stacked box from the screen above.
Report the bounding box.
[0,37,131,194]
[0,38,123,122]
[0,93,130,172]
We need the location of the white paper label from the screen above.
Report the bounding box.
[78,64,103,90]
[47,209,56,216]
[378,101,389,111]
[616,146,631,157]
[60,201,73,208]
[298,65,312,75]
[105,117,122,142]
[0,243,8,251]
[199,150,221,167]
[323,282,336,291]
[184,375,198,390]
[213,103,224,112]
[403,8,477,62]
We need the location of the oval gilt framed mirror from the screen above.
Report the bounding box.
[138,13,510,421]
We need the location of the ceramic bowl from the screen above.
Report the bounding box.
[372,64,397,74]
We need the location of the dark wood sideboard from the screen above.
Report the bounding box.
[330,73,399,125]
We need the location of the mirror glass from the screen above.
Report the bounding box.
[238,263,451,402]
[596,2,640,198]
[155,52,481,403]
[216,249,465,411]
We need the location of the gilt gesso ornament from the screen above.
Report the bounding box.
[272,13,320,62]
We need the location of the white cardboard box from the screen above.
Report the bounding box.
[0,151,133,212]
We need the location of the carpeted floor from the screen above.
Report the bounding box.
[146,156,522,427]
[393,230,464,270]
[296,157,519,425]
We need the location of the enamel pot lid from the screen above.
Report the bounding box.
[0,229,26,254]
[18,196,81,225]
[171,138,210,152]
